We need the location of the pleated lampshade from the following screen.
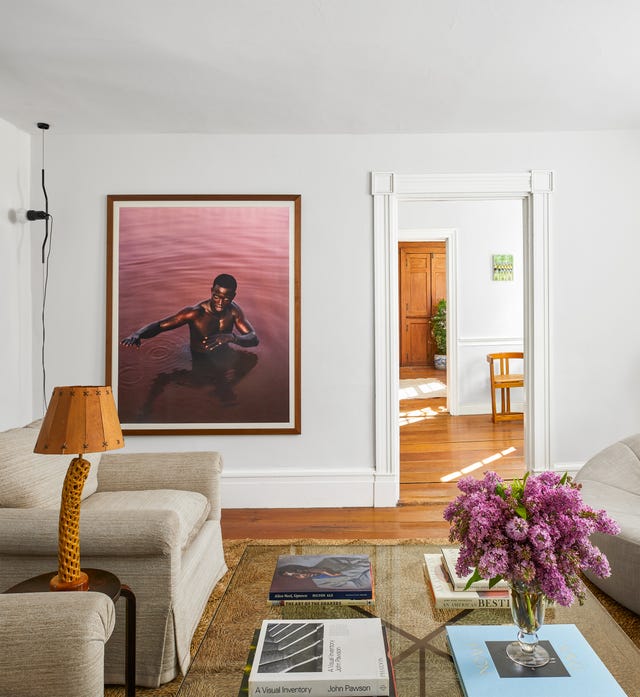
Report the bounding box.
[34,386,124,455]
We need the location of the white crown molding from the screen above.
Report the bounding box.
[372,171,554,197]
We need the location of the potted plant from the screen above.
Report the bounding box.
[431,298,447,370]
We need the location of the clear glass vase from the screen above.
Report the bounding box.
[506,581,550,667]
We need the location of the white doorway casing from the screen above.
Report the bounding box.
[372,171,554,506]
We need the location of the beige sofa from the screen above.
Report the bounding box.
[0,591,115,697]
[0,421,227,687]
[574,433,640,616]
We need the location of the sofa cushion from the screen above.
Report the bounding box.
[82,490,211,549]
[578,439,640,494]
[0,426,99,508]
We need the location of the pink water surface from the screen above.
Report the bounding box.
[117,204,293,427]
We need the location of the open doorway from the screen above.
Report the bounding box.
[372,170,553,507]
[397,202,527,503]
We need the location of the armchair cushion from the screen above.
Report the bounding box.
[0,591,115,697]
[82,489,210,550]
[97,451,222,520]
[0,426,98,508]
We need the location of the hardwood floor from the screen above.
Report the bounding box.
[221,367,525,540]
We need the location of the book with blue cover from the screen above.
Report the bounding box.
[268,554,373,602]
[446,624,627,696]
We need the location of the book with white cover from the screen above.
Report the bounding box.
[248,618,390,697]
[441,547,509,591]
[424,554,511,609]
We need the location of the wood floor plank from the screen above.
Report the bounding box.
[221,369,525,540]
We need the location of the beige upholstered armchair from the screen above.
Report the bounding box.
[0,421,227,688]
[0,591,115,697]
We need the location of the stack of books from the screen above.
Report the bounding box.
[268,554,374,606]
[423,548,511,609]
[245,618,395,697]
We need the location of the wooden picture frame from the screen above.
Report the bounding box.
[106,194,301,435]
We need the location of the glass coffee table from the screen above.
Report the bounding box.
[176,544,639,696]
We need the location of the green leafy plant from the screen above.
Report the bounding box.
[431,298,447,354]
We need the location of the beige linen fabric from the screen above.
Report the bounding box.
[83,489,210,550]
[0,591,115,697]
[0,425,99,507]
[576,433,640,617]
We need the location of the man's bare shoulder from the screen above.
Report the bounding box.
[175,301,209,319]
[228,301,244,316]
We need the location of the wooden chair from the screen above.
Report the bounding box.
[486,352,524,422]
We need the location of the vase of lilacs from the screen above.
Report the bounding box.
[444,470,620,668]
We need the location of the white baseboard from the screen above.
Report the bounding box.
[550,461,584,478]
[221,460,583,509]
[221,470,377,509]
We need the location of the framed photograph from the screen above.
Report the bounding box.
[106,194,301,435]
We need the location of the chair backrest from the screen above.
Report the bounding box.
[486,352,523,377]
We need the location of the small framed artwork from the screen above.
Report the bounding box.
[492,254,514,281]
[106,194,301,435]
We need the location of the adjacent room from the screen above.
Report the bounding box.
[2,2,640,696]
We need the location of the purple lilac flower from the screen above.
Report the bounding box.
[478,547,509,578]
[528,523,554,551]
[444,470,620,606]
[505,517,529,541]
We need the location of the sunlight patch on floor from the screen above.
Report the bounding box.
[399,404,448,426]
[398,379,447,400]
[440,447,518,482]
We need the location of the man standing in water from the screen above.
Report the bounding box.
[121,273,259,355]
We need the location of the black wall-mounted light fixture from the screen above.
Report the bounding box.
[15,121,56,410]
[17,122,51,262]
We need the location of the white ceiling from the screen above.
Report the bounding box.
[2,0,640,135]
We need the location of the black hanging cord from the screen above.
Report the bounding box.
[41,168,49,264]
[42,216,54,411]
[33,122,52,409]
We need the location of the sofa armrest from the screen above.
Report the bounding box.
[96,451,223,520]
[0,592,115,697]
[0,507,182,556]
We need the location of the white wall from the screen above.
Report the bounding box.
[0,118,32,430]
[28,130,640,505]
[399,200,524,413]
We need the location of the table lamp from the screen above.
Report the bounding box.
[34,386,124,591]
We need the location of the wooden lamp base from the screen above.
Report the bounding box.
[49,570,89,591]
[52,455,91,592]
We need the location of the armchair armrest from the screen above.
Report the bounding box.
[96,451,222,520]
[0,592,115,697]
[0,507,182,557]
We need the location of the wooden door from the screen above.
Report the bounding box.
[399,242,446,367]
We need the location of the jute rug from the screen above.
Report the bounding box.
[105,537,640,697]
[399,378,447,400]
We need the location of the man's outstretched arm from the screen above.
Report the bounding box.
[121,308,195,347]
